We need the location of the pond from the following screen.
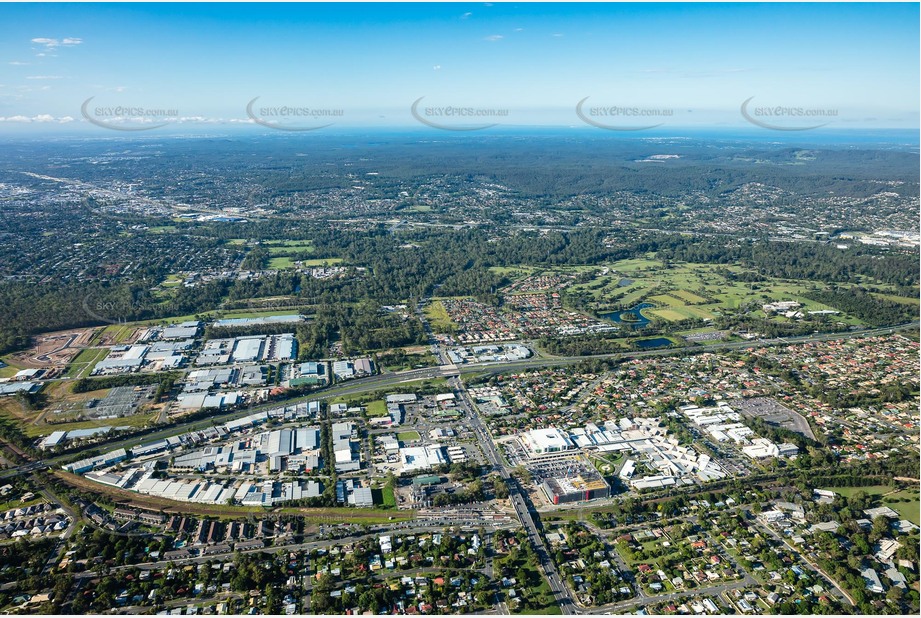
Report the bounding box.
[635,337,674,350]
[599,302,654,329]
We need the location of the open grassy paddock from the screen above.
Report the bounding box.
[823,485,920,524]
[63,347,109,378]
[300,257,343,267]
[424,299,458,333]
[366,400,388,417]
[266,240,316,255]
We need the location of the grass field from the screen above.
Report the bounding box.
[488,265,538,278]
[373,486,397,508]
[220,308,307,319]
[424,299,457,333]
[647,305,716,321]
[25,411,158,438]
[669,289,710,304]
[823,485,920,525]
[648,308,687,322]
[300,257,343,266]
[265,239,315,248]
[64,347,109,378]
[648,294,685,307]
[0,496,45,512]
[366,400,388,417]
[886,496,920,524]
[871,292,920,306]
[268,256,295,269]
[397,430,421,442]
[0,358,23,379]
[94,323,137,344]
[266,240,315,255]
[160,274,184,288]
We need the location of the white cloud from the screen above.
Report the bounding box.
[484,34,503,42]
[26,75,62,80]
[0,114,76,123]
[461,12,472,19]
[31,37,83,49]
[8,61,30,66]
[433,65,441,71]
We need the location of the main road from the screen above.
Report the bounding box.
[25,319,914,470]
[449,373,579,614]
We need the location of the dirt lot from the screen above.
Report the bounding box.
[8,327,99,370]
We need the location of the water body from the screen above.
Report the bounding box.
[635,337,674,350]
[599,302,654,329]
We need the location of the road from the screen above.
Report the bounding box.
[450,372,578,614]
[3,317,912,613]
[69,526,498,579]
[20,319,912,472]
[751,516,855,606]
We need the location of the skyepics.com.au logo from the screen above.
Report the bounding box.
[245,97,343,131]
[741,97,837,131]
[81,97,178,131]
[81,293,149,325]
[576,97,673,131]
[410,97,508,131]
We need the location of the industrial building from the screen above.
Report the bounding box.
[336,479,374,507]
[213,314,305,328]
[332,422,360,472]
[399,445,447,474]
[333,358,374,380]
[196,334,297,365]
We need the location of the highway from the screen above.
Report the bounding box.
[24,319,915,471]
[7,319,913,486]
[2,319,914,614]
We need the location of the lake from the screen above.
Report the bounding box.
[599,302,654,329]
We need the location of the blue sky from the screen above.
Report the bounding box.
[0,2,918,132]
